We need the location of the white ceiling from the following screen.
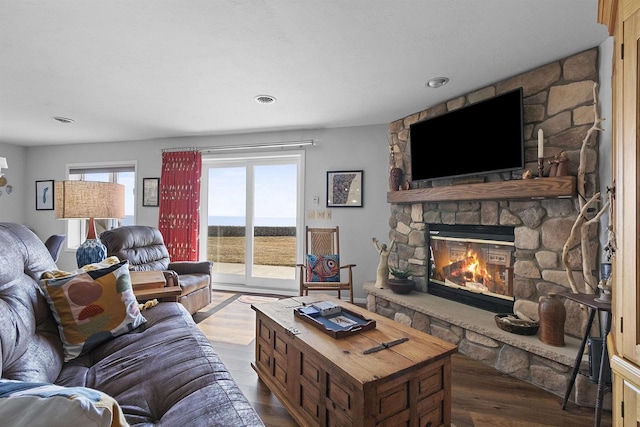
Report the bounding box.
[0,0,610,147]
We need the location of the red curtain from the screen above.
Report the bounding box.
[158,150,202,261]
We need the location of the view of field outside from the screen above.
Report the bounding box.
[206,161,298,279]
[206,235,296,266]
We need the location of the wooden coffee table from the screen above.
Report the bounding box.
[251,294,457,427]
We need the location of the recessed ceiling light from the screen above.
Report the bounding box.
[254,95,277,105]
[426,77,449,88]
[52,116,75,124]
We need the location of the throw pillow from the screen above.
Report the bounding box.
[39,257,146,362]
[0,379,129,427]
[305,254,340,282]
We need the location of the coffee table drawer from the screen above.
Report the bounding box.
[254,316,292,395]
[417,361,445,399]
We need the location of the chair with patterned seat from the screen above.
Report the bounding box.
[297,226,355,303]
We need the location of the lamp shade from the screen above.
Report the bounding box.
[55,181,125,267]
[0,157,8,169]
[55,181,125,220]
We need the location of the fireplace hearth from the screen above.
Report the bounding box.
[427,224,515,313]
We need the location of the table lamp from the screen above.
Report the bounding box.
[55,181,125,267]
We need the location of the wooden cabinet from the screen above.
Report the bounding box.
[252,295,457,427]
[602,0,640,425]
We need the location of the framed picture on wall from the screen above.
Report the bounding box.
[35,180,55,210]
[326,170,363,207]
[142,178,160,207]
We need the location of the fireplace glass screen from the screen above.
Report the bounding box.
[428,224,515,310]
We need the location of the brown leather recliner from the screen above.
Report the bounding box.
[100,225,212,315]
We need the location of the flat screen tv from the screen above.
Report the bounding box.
[410,87,524,182]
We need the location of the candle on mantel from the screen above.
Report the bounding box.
[538,129,544,158]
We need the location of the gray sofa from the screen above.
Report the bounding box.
[0,222,264,426]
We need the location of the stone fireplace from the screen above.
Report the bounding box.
[364,47,611,408]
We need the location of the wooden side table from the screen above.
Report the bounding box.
[130,271,167,290]
[558,292,612,427]
[133,286,182,301]
[130,271,181,302]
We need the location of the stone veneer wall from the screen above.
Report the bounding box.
[386,47,602,339]
[371,46,609,408]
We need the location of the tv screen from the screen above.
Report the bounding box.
[410,87,524,182]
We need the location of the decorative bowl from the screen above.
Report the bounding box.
[387,279,415,295]
[495,313,539,336]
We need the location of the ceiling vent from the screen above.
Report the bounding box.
[254,95,277,105]
[53,116,75,124]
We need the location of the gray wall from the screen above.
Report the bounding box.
[14,125,390,303]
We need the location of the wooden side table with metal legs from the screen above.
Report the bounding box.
[558,292,612,427]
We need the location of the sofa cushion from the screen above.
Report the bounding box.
[56,302,265,426]
[0,379,128,427]
[39,257,146,362]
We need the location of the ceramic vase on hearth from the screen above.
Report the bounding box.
[538,292,566,347]
[389,167,403,191]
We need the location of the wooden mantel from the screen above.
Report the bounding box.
[387,176,576,204]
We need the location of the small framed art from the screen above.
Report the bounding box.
[35,180,55,210]
[142,178,160,207]
[326,170,363,208]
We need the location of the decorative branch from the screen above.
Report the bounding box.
[577,82,605,208]
[561,82,612,296]
[562,193,609,293]
[579,197,609,292]
[603,187,617,262]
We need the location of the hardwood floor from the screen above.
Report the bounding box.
[196,291,612,426]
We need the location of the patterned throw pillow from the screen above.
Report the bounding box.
[39,257,146,362]
[305,254,340,282]
[0,379,129,427]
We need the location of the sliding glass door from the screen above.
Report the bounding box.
[201,152,303,292]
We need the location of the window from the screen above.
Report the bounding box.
[201,152,304,293]
[65,162,136,249]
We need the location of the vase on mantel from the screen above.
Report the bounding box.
[538,292,566,347]
[389,167,403,192]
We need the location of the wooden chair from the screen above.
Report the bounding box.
[297,226,355,303]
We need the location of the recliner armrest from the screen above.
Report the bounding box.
[168,261,212,276]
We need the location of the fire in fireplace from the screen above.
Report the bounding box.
[427,224,515,313]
